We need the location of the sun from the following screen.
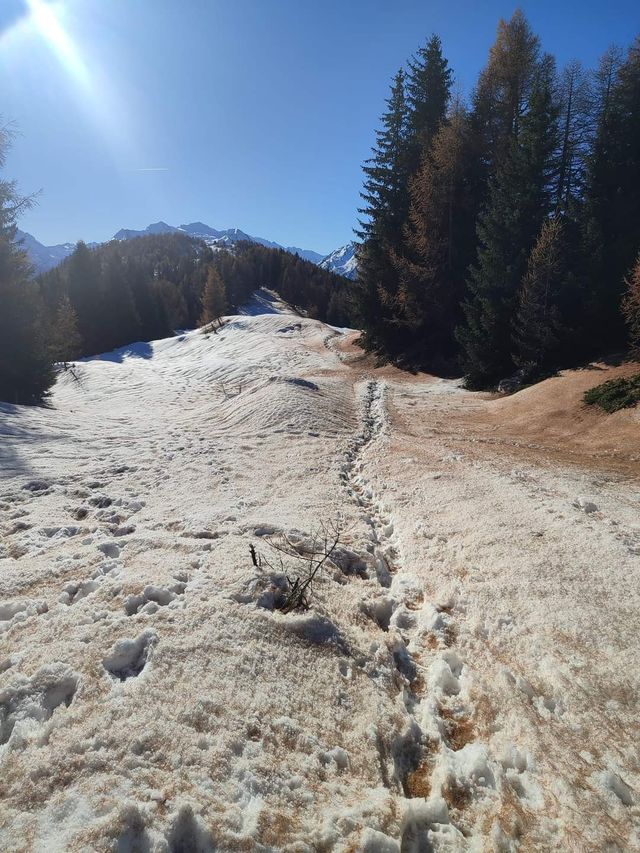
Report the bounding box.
[26,0,91,93]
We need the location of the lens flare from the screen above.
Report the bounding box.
[26,0,91,93]
[14,0,135,164]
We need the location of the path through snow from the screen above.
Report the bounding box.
[0,300,638,851]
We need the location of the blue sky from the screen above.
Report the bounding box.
[2,0,639,254]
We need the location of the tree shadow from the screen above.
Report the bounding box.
[0,403,66,480]
[86,340,154,364]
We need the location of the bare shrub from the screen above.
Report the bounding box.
[250,518,345,613]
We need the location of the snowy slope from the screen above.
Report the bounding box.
[0,299,638,851]
[15,229,76,273]
[319,242,358,279]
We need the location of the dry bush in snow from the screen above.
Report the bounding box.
[250,518,345,613]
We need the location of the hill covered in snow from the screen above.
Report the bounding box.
[1,294,638,850]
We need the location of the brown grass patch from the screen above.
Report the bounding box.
[438,705,475,751]
[442,778,472,811]
[405,755,433,799]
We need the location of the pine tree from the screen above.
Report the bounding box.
[50,294,83,364]
[200,265,227,328]
[582,39,640,353]
[0,124,53,403]
[470,10,542,177]
[355,69,411,354]
[555,60,591,215]
[622,254,640,356]
[513,217,567,377]
[458,64,559,387]
[102,248,141,350]
[393,101,471,362]
[405,34,453,175]
[66,240,103,354]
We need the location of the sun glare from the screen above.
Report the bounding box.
[26,0,91,92]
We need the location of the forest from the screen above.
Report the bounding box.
[0,163,351,404]
[355,10,640,387]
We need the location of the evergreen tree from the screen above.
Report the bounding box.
[0,125,53,403]
[50,294,83,364]
[355,69,411,354]
[622,254,640,356]
[393,101,472,363]
[200,265,227,327]
[513,217,567,377]
[101,248,141,350]
[470,9,542,179]
[458,65,559,387]
[66,241,103,353]
[405,34,453,175]
[582,39,640,352]
[555,60,592,215]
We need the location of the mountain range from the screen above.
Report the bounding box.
[16,221,356,278]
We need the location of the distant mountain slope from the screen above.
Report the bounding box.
[15,229,76,273]
[17,220,339,274]
[319,243,357,280]
[114,220,324,263]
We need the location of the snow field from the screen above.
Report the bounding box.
[0,296,638,850]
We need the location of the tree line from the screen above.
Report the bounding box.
[355,11,640,387]
[0,153,353,403]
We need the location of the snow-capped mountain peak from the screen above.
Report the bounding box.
[319,242,358,280]
[15,229,77,273]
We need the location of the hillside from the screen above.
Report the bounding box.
[0,299,638,851]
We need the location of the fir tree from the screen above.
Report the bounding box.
[355,69,411,354]
[555,60,591,215]
[513,217,567,377]
[50,294,83,364]
[622,254,640,356]
[458,64,559,387]
[66,241,102,354]
[0,124,53,403]
[393,101,472,362]
[582,39,640,352]
[405,34,453,175]
[200,265,227,328]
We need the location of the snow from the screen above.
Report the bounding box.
[319,242,358,279]
[0,296,639,850]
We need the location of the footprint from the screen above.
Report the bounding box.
[60,579,100,606]
[103,631,156,681]
[0,664,79,748]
